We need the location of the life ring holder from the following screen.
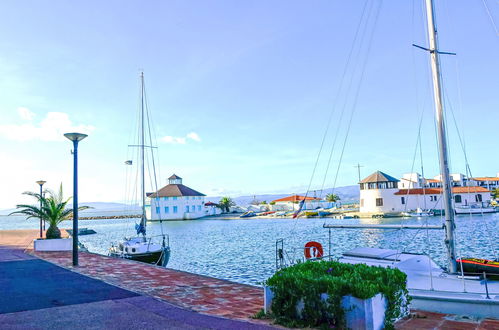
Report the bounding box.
[304,241,324,259]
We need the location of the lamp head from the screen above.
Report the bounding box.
[64,132,88,142]
[36,180,46,186]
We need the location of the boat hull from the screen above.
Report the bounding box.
[110,247,170,266]
[410,289,499,319]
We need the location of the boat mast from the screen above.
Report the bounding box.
[140,72,146,236]
[424,0,457,273]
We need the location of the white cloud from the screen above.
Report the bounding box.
[161,132,201,144]
[187,132,201,142]
[161,136,186,144]
[0,110,95,142]
[17,107,35,120]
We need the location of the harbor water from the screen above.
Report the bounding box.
[1,214,497,286]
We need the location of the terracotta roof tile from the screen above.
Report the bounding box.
[360,171,399,183]
[272,195,320,203]
[149,184,205,197]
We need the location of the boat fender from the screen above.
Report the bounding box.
[304,241,324,259]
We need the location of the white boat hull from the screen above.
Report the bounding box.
[340,248,499,319]
[455,207,496,215]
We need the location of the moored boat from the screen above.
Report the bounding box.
[455,204,496,215]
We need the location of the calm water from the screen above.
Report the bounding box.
[1,214,497,286]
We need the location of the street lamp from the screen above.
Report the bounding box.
[35,180,46,238]
[64,132,87,266]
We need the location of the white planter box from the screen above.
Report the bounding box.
[264,286,387,330]
[34,238,73,251]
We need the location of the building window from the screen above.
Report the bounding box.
[164,197,168,201]
[173,206,178,213]
[155,207,160,214]
[475,194,482,202]
[191,205,195,212]
[197,205,201,211]
[360,199,364,207]
[454,195,462,203]
[164,206,169,213]
[173,196,177,200]
[376,198,383,206]
[401,197,405,205]
[185,206,189,213]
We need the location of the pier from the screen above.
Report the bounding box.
[0,229,497,329]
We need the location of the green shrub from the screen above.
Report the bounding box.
[264,260,410,329]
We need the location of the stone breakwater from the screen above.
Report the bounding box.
[76,215,141,220]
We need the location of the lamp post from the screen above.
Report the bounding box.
[64,132,87,266]
[35,180,46,238]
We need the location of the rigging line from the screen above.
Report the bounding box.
[316,0,372,199]
[290,0,374,225]
[143,81,165,235]
[441,85,472,178]
[482,0,499,37]
[331,0,383,194]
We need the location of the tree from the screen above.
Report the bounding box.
[10,184,90,239]
[492,188,499,200]
[325,193,340,203]
[218,196,235,213]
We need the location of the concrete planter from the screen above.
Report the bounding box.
[34,238,72,251]
[264,286,387,330]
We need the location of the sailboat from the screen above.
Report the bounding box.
[323,0,499,318]
[109,72,171,266]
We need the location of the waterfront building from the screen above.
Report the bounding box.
[395,187,491,211]
[470,175,499,191]
[359,170,492,213]
[204,201,222,216]
[359,171,400,213]
[270,195,332,211]
[149,174,206,220]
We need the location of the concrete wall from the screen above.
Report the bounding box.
[359,188,400,213]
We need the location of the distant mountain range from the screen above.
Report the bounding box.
[205,185,359,205]
[0,185,359,214]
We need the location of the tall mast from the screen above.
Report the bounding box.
[424,0,457,273]
[140,72,146,235]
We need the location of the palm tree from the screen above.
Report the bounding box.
[218,196,235,213]
[325,193,340,203]
[10,184,89,239]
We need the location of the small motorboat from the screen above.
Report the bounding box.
[402,208,434,217]
[240,211,256,218]
[455,204,496,215]
[66,227,97,236]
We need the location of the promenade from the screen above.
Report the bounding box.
[0,230,274,329]
[0,230,497,329]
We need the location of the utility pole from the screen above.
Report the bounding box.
[354,163,364,183]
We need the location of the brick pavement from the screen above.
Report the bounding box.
[32,250,266,322]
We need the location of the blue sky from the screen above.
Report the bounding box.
[0,0,497,208]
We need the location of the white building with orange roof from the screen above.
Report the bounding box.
[359,170,492,213]
[270,195,332,211]
[470,175,499,191]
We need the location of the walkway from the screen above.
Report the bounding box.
[1,229,498,329]
[0,230,274,329]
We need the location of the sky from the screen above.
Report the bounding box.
[0,0,498,209]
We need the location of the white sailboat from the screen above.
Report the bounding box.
[324,0,498,318]
[109,72,171,266]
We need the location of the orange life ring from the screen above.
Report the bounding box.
[304,241,324,259]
